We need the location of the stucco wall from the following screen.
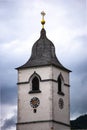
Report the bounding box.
[52,66,70,125]
[17,66,53,123]
[17,122,52,130]
[17,122,70,130]
[17,65,70,130]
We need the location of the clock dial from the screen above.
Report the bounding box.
[30,97,40,108]
[59,98,64,109]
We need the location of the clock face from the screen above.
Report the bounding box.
[30,97,40,108]
[58,98,64,109]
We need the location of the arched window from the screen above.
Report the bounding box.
[58,74,64,96]
[29,73,41,94]
[32,77,39,91]
[58,76,62,92]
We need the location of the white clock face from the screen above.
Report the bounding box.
[58,98,64,109]
[30,97,40,108]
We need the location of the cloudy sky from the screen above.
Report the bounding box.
[0,0,87,130]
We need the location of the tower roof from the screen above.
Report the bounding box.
[17,28,70,72]
[17,11,71,72]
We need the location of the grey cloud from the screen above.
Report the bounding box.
[1,86,17,105]
[72,37,87,74]
[1,114,16,130]
[0,69,17,89]
[81,74,87,86]
[0,0,19,43]
[71,89,87,115]
[52,0,86,29]
[70,32,87,117]
[72,59,87,75]
[74,35,87,46]
[68,4,85,30]
[79,35,87,43]
[66,35,87,71]
[70,68,87,116]
[0,0,36,44]
[0,46,25,88]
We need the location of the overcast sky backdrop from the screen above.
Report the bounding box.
[0,0,87,130]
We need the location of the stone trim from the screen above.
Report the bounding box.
[17,79,70,87]
[57,91,65,96]
[16,120,70,127]
[29,71,41,82]
[29,90,41,94]
[17,82,29,85]
[41,79,57,82]
[16,63,71,72]
[64,83,70,87]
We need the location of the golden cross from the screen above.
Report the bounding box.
[41,11,46,28]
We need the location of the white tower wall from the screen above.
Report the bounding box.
[17,66,70,130]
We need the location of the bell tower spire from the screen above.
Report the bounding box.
[16,12,71,130]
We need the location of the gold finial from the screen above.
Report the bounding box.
[41,11,46,28]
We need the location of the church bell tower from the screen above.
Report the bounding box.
[16,11,71,130]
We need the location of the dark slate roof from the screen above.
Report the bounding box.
[17,28,71,72]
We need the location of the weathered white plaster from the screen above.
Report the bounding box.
[17,66,70,130]
[52,66,70,125]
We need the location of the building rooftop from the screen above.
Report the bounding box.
[17,28,70,72]
[17,11,70,72]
